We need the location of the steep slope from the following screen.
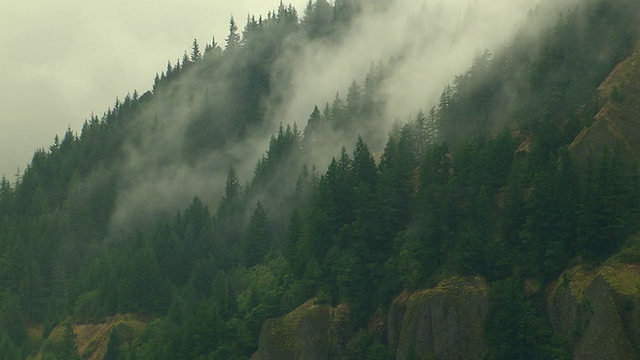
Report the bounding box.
[571,42,640,159]
[4,0,640,359]
[548,255,640,359]
[254,14,640,359]
[258,257,640,360]
[255,299,352,359]
[35,315,147,360]
[390,277,489,360]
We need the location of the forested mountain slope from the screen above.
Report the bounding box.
[1,0,640,359]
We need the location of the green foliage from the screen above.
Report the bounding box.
[57,323,80,360]
[242,201,272,267]
[104,327,121,360]
[1,0,640,358]
[0,291,26,352]
[576,146,640,260]
[344,330,392,360]
[0,330,22,360]
[485,278,570,360]
[73,290,104,322]
[436,0,640,143]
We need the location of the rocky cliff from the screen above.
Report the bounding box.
[548,260,640,359]
[255,299,352,360]
[256,276,489,360]
[390,276,489,360]
[256,259,640,360]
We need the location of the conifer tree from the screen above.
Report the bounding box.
[242,201,271,267]
[104,327,120,360]
[190,38,201,62]
[346,80,362,119]
[215,166,244,268]
[303,105,323,143]
[352,136,377,187]
[224,166,241,200]
[225,16,241,50]
[165,61,173,79]
[58,323,80,360]
[182,51,191,69]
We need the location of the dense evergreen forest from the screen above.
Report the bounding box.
[1,0,640,358]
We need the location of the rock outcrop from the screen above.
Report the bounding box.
[390,276,490,360]
[548,263,640,359]
[257,264,640,360]
[256,299,352,360]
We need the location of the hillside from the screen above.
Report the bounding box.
[571,42,640,160]
[2,0,640,359]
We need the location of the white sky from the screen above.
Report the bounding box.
[0,0,307,179]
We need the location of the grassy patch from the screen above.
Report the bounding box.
[35,315,148,360]
[599,264,640,297]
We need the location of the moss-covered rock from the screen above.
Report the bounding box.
[548,263,640,359]
[256,299,352,360]
[391,276,489,360]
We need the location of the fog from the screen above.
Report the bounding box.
[0,0,584,233]
[106,0,583,233]
[275,0,582,148]
[0,0,308,179]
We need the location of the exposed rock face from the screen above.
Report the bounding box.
[390,276,490,360]
[257,264,640,360]
[388,290,412,352]
[256,299,352,360]
[548,263,640,359]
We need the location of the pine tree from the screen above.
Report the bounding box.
[243,15,260,41]
[104,327,121,360]
[242,201,271,267]
[224,166,241,200]
[165,61,173,80]
[190,38,201,62]
[0,330,21,360]
[182,51,191,69]
[303,105,323,143]
[330,92,345,129]
[346,80,362,120]
[0,291,26,348]
[153,73,161,91]
[58,323,80,360]
[352,136,378,187]
[50,260,69,318]
[203,36,221,59]
[215,166,244,268]
[225,16,241,50]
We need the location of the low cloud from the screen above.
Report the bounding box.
[106,0,582,234]
[0,0,308,178]
[274,0,582,152]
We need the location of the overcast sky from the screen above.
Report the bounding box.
[0,0,307,179]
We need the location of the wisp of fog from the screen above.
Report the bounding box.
[108,0,582,235]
